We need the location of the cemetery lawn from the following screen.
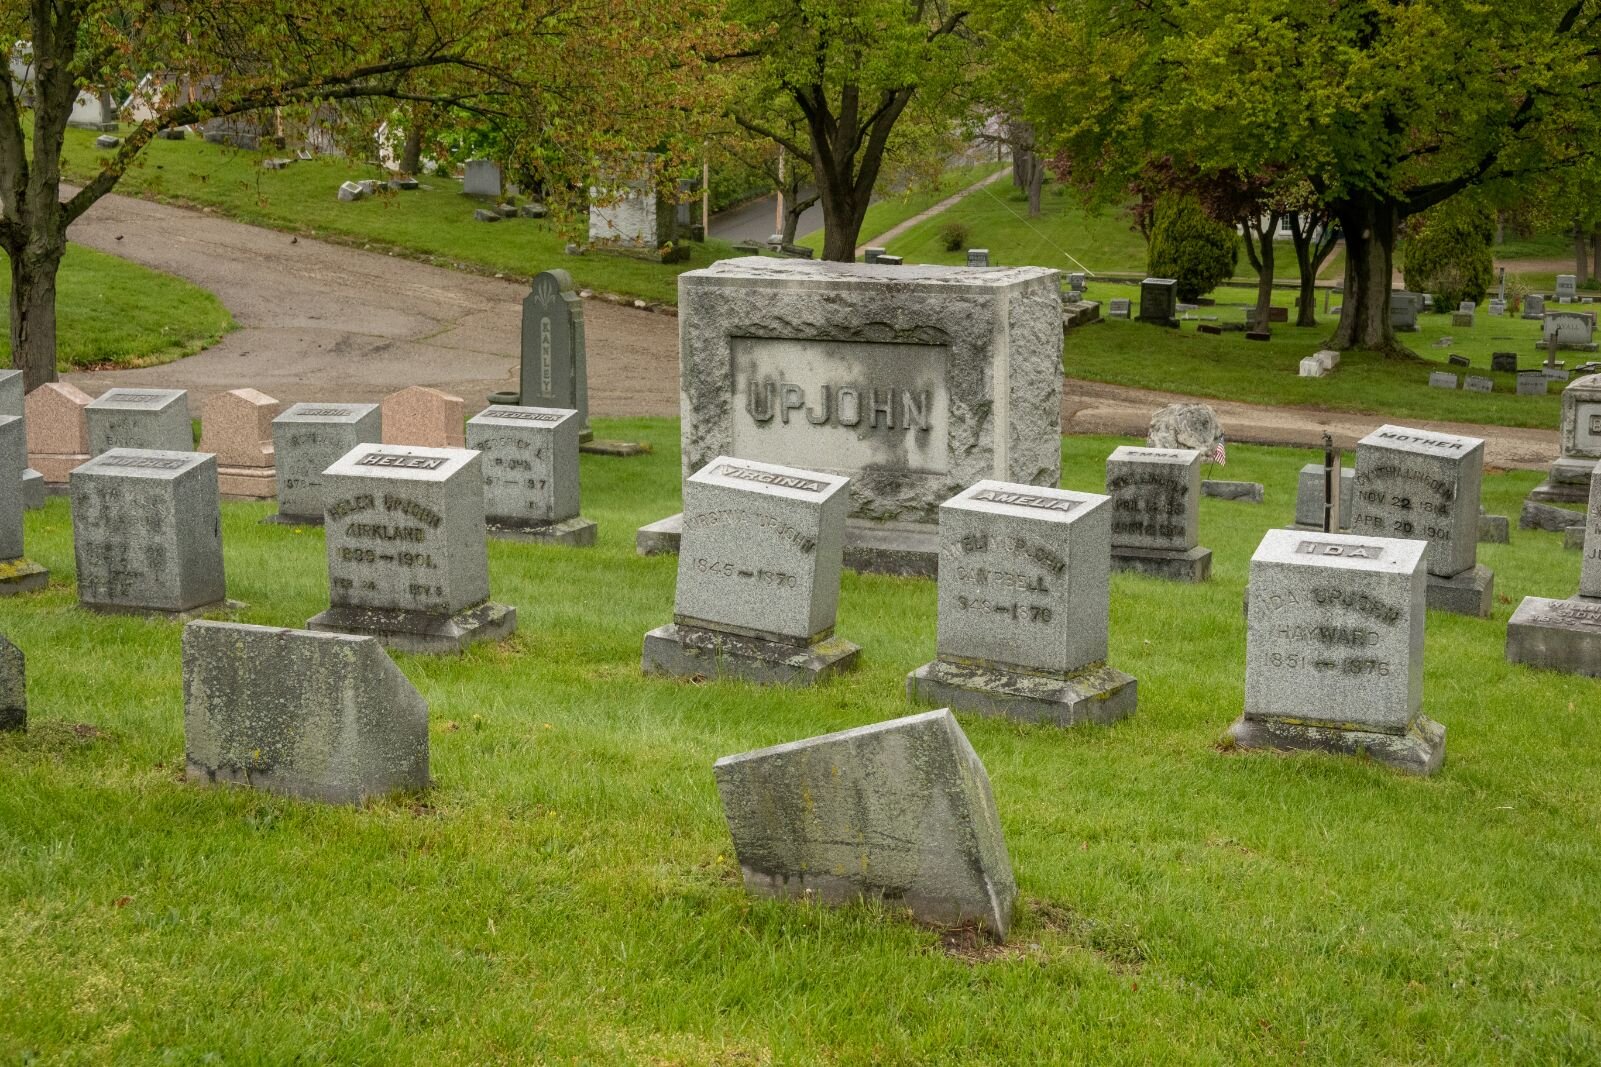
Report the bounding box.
[58,130,730,306]
[795,161,1006,253]
[3,420,1599,1064]
[1068,284,1570,430]
[0,244,231,371]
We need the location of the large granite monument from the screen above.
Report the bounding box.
[1229,529,1443,774]
[638,258,1063,577]
[308,443,516,653]
[1528,373,1601,505]
[183,621,429,804]
[642,456,858,686]
[487,270,591,441]
[714,708,1017,940]
[466,405,595,545]
[1506,466,1601,676]
[1349,424,1494,617]
[268,402,382,524]
[908,480,1136,724]
[1104,445,1211,580]
[70,449,226,616]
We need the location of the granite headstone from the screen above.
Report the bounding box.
[268,403,382,524]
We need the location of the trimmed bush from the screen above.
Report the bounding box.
[939,221,970,252]
[1147,195,1238,302]
[1400,199,1495,310]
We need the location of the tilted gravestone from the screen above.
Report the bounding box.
[1138,277,1179,327]
[307,444,516,653]
[488,270,591,441]
[85,388,191,456]
[199,388,279,499]
[183,621,429,804]
[70,449,225,616]
[1350,425,1493,617]
[1528,374,1601,504]
[465,405,595,545]
[1104,446,1211,581]
[1230,529,1442,774]
[1505,467,1601,677]
[1293,463,1354,530]
[26,381,91,484]
[268,403,382,524]
[714,708,1017,940]
[0,371,42,509]
[638,258,1064,578]
[381,386,465,448]
[643,457,858,686]
[0,417,47,594]
[0,633,23,732]
[907,481,1136,724]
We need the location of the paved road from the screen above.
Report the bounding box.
[64,190,682,416]
[709,192,824,244]
[63,190,1557,469]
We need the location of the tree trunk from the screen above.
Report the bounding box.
[1025,154,1043,218]
[817,178,870,262]
[8,237,65,389]
[1576,225,1590,282]
[1253,225,1276,335]
[1328,195,1404,353]
[1591,230,1601,283]
[399,120,424,176]
[1293,235,1318,328]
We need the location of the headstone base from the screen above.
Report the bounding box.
[906,659,1137,727]
[1521,498,1587,528]
[30,453,88,483]
[1565,526,1587,550]
[260,511,323,526]
[636,513,939,578]
[1201,480,1265,503]
[0,559,49,596]
[217,466,277,499]
[486,516,597,547]
[82,596,236,620]
[1109,545,1212,583]
[642,623,859,687]
[307,601,517,654]
[23,469,43,510]
[1528,480,1593,504]
[1425,565,1494,617]
[579,440,651,457]
[1532,341,1599,352]
[1478,514,1510,544]
[1505,596,1601,678]
[1226,714,1446,776]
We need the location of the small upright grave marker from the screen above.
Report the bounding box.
[643,457,857,686]
[25,382,91,484]
[1104,446,1211,581]
[381,386,465,448]
[85,388,191,455]
[307,444,516,653]
[907,481,1137,723]
[1138,278,1179,327]
[199,388,279,499]
[268,403,382,524]
[466,405,596,545]
[1229,529,1442,774]
[1505,467,1601,677]
[70,449,225,616]
[1527,374,1601,504]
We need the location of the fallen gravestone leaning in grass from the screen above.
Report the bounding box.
[1230,529,1444,775]
[714,708,1017,941]
[907,480,1137,725]
[183,621,428,804]
[70,449,225,617]
[643,456,858,686]
[308,442,516,654]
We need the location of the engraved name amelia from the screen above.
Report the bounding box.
[973,489,1077,513]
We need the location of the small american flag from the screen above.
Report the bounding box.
[1210,436,1227,466]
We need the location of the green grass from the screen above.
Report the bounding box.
[797,161,1006,253]
[1065,281,1576,429]
[61,130,735,306]
[0,243,231,371]
[3,418,1599,1063]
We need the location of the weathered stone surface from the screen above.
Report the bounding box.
[1466,375,1494,393]
[1147,403,1221,453]
[1107,543,1212,582]
[1559,374,1601,461]
[26,381,91,483]
[713,708,1017,939]
[1351,424,1484,578]
[336,181,367,203]
[0,633,24,731]
[1426,564,1494,618]
[1478,512,1510,544]
[1583,467,1601,598]
[1108,298,1131,319]
[1105,446,1202,551]
[1492,352,1519,373]
[1295,463,1354,529]
[674,258,1062,529]
[1228,715,1445,776]
[908,481,1136,724]
[1202,480,1264,503]
[466,405,594,544]
[505,270,590,437]
[1506,596,1601,678]
[270,402,381,523]
[1429,371,1459,389]
[588,154,674,250]
[0,416,45,595]
[307,443,515,653]
[70,449,225,615]
[85,388,191,456]
[1518,372,1550,395]
[1138,278,1178,326]
[1520,499,1585,532]
[183,621,429,804]
[462,158,501,198]
[381,386,465,448]
[645,457,857,685]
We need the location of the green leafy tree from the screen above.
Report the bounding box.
[0,0,731,388]
[1148,194,1237,302]
[1400,199,1496,311]
[1006,0,1601,354]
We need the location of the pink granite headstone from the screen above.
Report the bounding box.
[199,388,280,499]
[26,382,91,483]
[381,386,465,448]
